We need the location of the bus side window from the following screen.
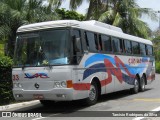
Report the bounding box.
[84,32,89,49]
[140,43,146,56]
[72,30,82,53]
[94,34,99,50]
[112,37,121,53]
[120,39,124,53]
[132,41,140,55]
[100,34,112,52]
[124,40,132,54]
[72,29,82,63]
[99,34,102,51]
[85,31,98,52]
[146,45,153,56]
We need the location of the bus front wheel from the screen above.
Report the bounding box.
[84,81,98,106]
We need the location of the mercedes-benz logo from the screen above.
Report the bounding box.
[35,83,39,89]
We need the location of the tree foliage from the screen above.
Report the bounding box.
[0,55,14,105]
[152,29,160,60]
[69,0,157,39]
[0,0,59,57]
[56,8,84,21]
[98,0,156,38]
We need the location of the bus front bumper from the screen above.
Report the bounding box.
[13,88,74,101]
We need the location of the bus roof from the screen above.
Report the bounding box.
[17,20,152,45]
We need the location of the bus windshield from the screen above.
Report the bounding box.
[14,29,70,67]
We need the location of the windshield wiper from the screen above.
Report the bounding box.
[39,52,53,69]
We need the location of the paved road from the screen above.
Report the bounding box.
[1,74,160,120]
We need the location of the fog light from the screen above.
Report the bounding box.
[15,94,23,98]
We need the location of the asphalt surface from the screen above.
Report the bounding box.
[1,74,160,120]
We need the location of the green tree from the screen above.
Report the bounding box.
[0,0,27,57]
[69,0,108,20]
[99,0,156,38]
[56,8,84,21]
[152,34,160,73]
[152,30,160,61]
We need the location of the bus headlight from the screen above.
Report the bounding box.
[54,81,61,88]
[14,83,18,88]
[18,83,22,88]
[14,83,22,88]
[54,81,66,88]
[61,81,66,87]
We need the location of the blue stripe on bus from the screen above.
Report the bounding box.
[84,54,146,75]
[84,54,115,67]
[83,63,106,80]
[83,63,135,85]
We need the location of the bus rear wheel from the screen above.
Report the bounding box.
[131,77,139,94]
[40,100,55,106]
[84,81,98,106]
[139,75,145,92]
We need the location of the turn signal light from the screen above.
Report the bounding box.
[67,80,73,88]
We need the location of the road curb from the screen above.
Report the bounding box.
[0,100,39,111]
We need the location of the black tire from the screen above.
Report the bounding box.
[84,81,98,106]
[139,75,145,92]
[131,76,139,94]
[40,100,55,106]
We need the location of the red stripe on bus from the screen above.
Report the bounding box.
[100,57,136,87]
[73,83,90,90]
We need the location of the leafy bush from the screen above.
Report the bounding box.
[0,55,14,105]
[156,61,160,73]
[0,43,4,56]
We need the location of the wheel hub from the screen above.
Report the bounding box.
[89,85,96,101]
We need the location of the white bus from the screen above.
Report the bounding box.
[12,20,155,106]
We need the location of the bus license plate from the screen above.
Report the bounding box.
[33,94,44,99]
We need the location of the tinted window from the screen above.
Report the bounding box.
[73,30,80,38]
[140,43,146,55]
[146,45,153,56]
[72,30,82,52]
[112,37,121,53]
[100,35,112,52]
[132,42,140,54]
[124,40,132,54]
[85,31,98,51]
[14,29,70,67]
[120,39,124,53]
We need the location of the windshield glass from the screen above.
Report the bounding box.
[14,29,70,67]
